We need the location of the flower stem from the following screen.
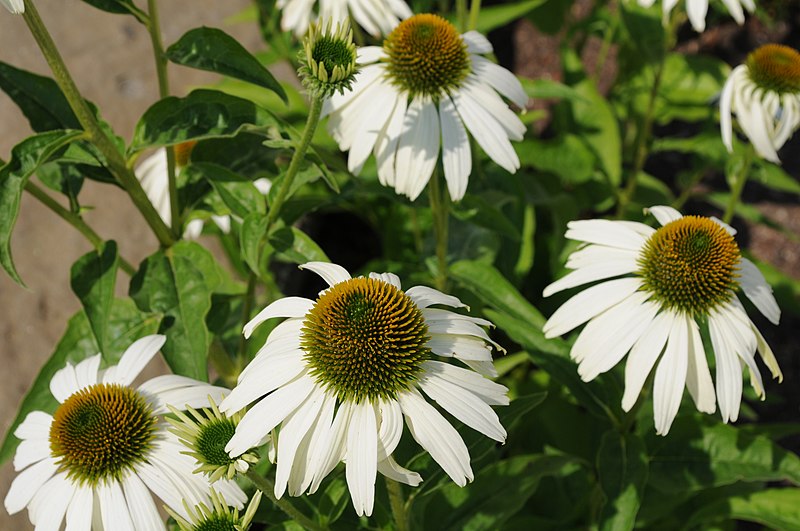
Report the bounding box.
[24,181,136,275]
[22,0,175,247]
[386,477,409,531]
[468,0,482,31]
[429,169,450,291]
[456,0,468,32]
[244,470,325,531]
[146,0,179,236]
[266,96,324,228]
[722,145,754,224]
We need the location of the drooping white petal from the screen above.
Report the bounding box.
[461,31,492,54]
[27,472,71,530]
[708,310,744,423]
[543,278,642,338]
[721,0,746,23]
[346,401,378,517]
[377,456,423,486]
[719,66,739,153]
[376,399,403,460]
[406,286,467,309]
[122,472,164,531]
[440,94,472,201]
[4,457,57,514]
[622,311,673,411]
[394,96,440,200]
[470,55,528,108]
[428,334,493,361]
[685,0,709,31]
[299,262,352,287]
[754,325,783,382]
[225,354,306,414]
[421,360,509,406]
[65,484,93,531]
[98,479,135,531]
[346,83,399,175]
[374,91,408,188]
[309,402,353,494]
[244,297,314,338]
[356,46,385,65]
[398,389,473,486]
[288,391,337,496]
[137,375,228,414]
[653,314,690,435]
[738,258,781,325]
[684,317,716,414]
[542,259,640,298]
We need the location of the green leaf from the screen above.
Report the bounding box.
[474,0,548,33]
[752,161,800,195]
[687,488,800,529]
[571,77,622,186]
[422,454,579,531]
[130,89,282,153]
[166,27,287,103]
[240,213,269,275]
[597,431,648,531]
[0,298,160,464]
[130,241,226,380]
[0,61,80,132]
[519,77,584,101]
[187,162,267,217]
[268,226,330,264]
[655,54,728,124]
[647,420,800,493]
[450,260,546,327]
[0,130,84,285]
[80,0,147,22]
[518,135,596,184]
[451,195,520,240]
[70,241,119,360]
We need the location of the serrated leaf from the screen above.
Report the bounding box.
[647,420,800,493]
[268,226,329,264]
[598,431,648,531]
[166,27,287,103]
[0,130,84,285]
[0,298,160,464]
[129,241,226,380]
[421,454,578,531]
[130,89,282,153]
[70,241,119,360]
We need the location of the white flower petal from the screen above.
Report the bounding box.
[108,334,166,386]
[377,456,422,487]
[428,334,493,361]
[356,46,385,64]
[398,389,473,486]
[406,286,467,309]
[274,386,326,498]
[50,362,81,403]
[421,360,508,406]
[65,484,93,531]
[369,272,402,289]
[686,0,709,31]
[564,219,650,250]
[4,457,57,514]
[13,438,51,472]
[738,258,781,325]
[719,66,739,153]
[685,317,716,414]
[646,205,683,226]
[299,262,352,287]
[73,354,102,390]
[27,472,71,530]
[122,473,164,531]
[289,391,336,495]
[347,84,399,175]
[374,91,408,188]
[14,411,53,441]
[440,94,472,201]
[653,314,690,435]
[224,354,306,414]
[243,297,314,338]
[709,310,743,423]
[1,0,24,14]
[622,311,673,411]
[98,480,135,531]
[138,375,228,414]
[346,401,378,517]
[461,31,492,54]
[309,401,353,494]
[376,399,403,460]
[542,259,640,298]
[394,97,440,200]
[470,55,528,108]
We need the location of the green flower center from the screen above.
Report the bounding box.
[312,36,355,78]
[195,418,237,468]
[638,216,740,315]
[746,44,800,94]
[300,277,430,402]
[383,13,471,99]
[49,383,156,484]
[193,514,238,531]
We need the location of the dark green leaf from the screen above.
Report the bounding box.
[571,76,622,186]
[647,420,800,493]
[421,454,579,531]
[597,431,648,531]
[268,226,329,264]
[518,135,596,184]
[752,161,800,195]
[240,212,269,275]
[0,298,160,464]
[0,130,84,285]
[473,0,548,33]
[166,27,287,103]
[0,61,80,132]
[519,77,584,101]
[80,0,147,22]
[130,89,282,153]
[130,241,226,380]
[451,195,520,240]
[70,241,119,360]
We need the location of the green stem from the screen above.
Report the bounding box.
[467,0,482,31]
[238,273,257,361]
[244,470,325,531]
[671,168,707,210]
[456,0,468,32]
[146,0,179,236]
[266,96,324,228]
[722,146,754,224]
[22,0,175,247]
[428,169,450,291]
[591,10,619,84]
[24,181,136,275]
[386,477,409,531]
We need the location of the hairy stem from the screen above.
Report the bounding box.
[723,145,754,224]
[244,470,326,531]
[386,477,409,531]
[429,169,450,291]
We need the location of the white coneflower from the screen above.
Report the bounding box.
[1,0,23,14]
[4,335,246,529]
[543,206,782,435]
[720,44,800,163]
[135,142,271,239]
[324,14,528,202]
[637,0,754,32]
[277,0,411,38]
[220,262,508,517]
[167,488,262,531]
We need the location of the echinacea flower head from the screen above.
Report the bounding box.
[4,335,247,530]
[277,0,411,38]
[220,262,509,516]
[167,488,262,531]
[324,14,528,201]
[1,0,23,14]
[720,44,800,163]
[637,0,754,32]
[167,397,261,483]
[299,20,359,100]
[135,144,271,239]
[543,206,782,436]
